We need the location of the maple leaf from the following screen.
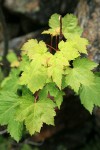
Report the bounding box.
[16,95,56,135]
[58,41,80,61]
[47,66,62,89]
[20,51,53,94]
[39,83,59,99]
[47,52,69,89]
[69,35,89,54]
[20,59,48,93]
[21,39,48,60]
[7,116,23,142]
[19,54,30,71]
[59,36,88,61]
[64,58,98,93]
[80,76,100,113]
[42,13,82,38]
[39,83,64,108]
[73,57,97,70]
[62,14,82,39]
[7,51,19,67]
[42,13,60,36]
[55,91,63,109]
[1,68,20,93]
[0,91,23,141]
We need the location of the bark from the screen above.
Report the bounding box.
[76,0,100,141]
[76,0,100,63]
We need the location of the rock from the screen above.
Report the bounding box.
[75,0,100,63]
[4,0,40,14]
[76,0,100,143]
[7,23,20,39]
[0,22,20,54]
[20,15,41,33]
[4,0,78,24]
[0,29,50,55]
[0,7,20,42]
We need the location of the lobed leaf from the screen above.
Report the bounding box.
[42,13,60,36]
[63,58,97,93]
[58,40,80,61]
[7,51,19,67]
[62,14,82,39]
[1,68,20,93]
[39,83,64,108]
[20,60,48,93]
[16,95,56,135]
[21,39,48,60]
[7,117,23,142]
[47,52,69,89]
[0,91,23,141]
[80,76,100,113]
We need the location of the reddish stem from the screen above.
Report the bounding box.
[34,92,38,103]
[50,36,53,53]
[46,44,57,52]
[56,35,58,50]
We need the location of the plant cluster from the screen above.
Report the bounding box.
[0,13,100,141]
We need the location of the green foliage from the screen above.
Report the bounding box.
[80,76,100,113]
[16,94,56,135]
[21,39,48,60]
[62,14,82,39]
[0,91,23,141]
[62,58,97,93]
[7,51,18,63]
[7,51,19,67]
[42,13,60,36]
[43,13,82,39]
[59,36,88,55]
[1,68,20,93]
[0,13,100,142]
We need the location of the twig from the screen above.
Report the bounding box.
[12,138,44,147]
[24,139,44,146]
[0,129,7,135]
[46,44,57,52]
[56,35,58,50]
[50,36,53,53]
[34,91,39,103]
